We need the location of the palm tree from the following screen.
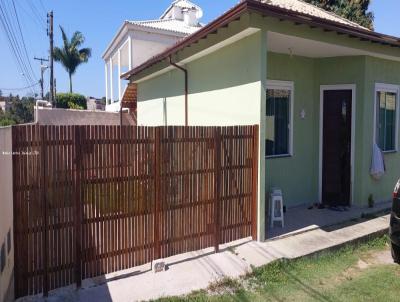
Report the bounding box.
[53,26,92,93]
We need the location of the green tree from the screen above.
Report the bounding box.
[0,94,35,125]
[0,117,16,126]
[53,26,92,93]
[55,93,87,110]
[14,97,35,123]
[304,0,374,30]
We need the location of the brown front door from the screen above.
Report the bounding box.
[322,90,352,206]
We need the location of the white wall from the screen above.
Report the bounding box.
[35,108,136,126]
[138,95,185,126]
[105,101,121,113]
[131,32,181,68]
[106,29,183,112]
[0,127,14,302]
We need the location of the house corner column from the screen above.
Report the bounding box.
[110,58,114,103]
[128,36,132,70]
[257,29,267,242]
[105,62,108,106]
[118,49,122,102]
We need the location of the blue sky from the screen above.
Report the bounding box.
[0,0,399,98]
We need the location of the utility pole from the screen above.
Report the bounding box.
[34,57,49,99]
[54,78,57,101]
[47,11,54,106]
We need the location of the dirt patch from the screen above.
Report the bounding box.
[322,247,395,288]
[356,259,369,269]
[347,248,394,272]
[369,250,394,265]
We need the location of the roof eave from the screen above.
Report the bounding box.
[122,0,400,80]
[248,0,400,46]
[128,22,197,37]
[121,0,249,80]
[102,21,191,60]
[102,21,129,59]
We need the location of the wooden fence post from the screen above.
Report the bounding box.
[251,125,259,240]
[154,127,161,260]
[40,126,49,297]
[74,126,82,288]
[11,126,20,297]
[214,127,221,253]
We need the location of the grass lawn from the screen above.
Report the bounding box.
[153,236,400,302]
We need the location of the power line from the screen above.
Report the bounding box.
[0,81,40,91]
[0,2,35,90]
[0,0,36,84]
[25,0,46,24]
[15,0,46,31]
[39,0,46,15]
[0,0,44,95]
[11,0,37,82]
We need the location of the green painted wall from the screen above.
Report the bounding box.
[266,52,318,205]
[361,57,400,204]
[134,12,400,84]
[136,13,400,223]
[137,31,265,127]
[266,54,400,207]
[138,46,400,211]
[315,56,366,205]
[265,54,368,207]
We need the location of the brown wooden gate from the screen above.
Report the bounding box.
[12,125,259,298]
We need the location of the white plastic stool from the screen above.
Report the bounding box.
[270,188,284,228]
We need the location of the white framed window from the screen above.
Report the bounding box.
[374,83,399,152]
[266,80,294,158]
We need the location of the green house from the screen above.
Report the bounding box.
[122,0,400,240]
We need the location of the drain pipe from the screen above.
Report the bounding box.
[169,56,188,126]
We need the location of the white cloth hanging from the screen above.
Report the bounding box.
[370,143,385,180]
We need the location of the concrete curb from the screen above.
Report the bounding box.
[295,227,389,260]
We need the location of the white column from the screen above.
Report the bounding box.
[109,57,114,103]
[128,36,132,70]
[118,49,122,102]
[105,62,108,105]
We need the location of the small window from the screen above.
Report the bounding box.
[1,243,5,273]
[266,81,293,157]
[7,230,11,254]
[375,84,399,152]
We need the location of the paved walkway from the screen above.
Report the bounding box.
[18,212,390,302]
[268,200,391,239]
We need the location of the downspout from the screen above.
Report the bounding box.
[169,56,188,126]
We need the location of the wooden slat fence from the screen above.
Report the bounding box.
[12,125,259,298]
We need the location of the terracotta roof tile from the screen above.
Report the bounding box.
[261,0,369,30]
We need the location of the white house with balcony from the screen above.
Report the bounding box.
[102,0,204,112]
